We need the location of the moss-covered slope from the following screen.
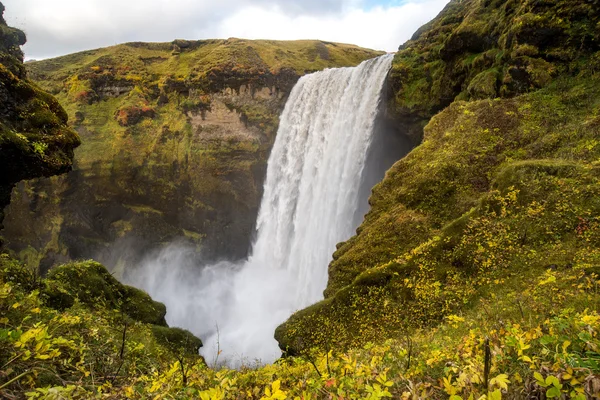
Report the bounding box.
[1,39,382,273]
[0,256,202,398]
[0,2,80,236]
[276,0,600,354]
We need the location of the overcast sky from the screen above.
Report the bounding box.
[3,0,449,60]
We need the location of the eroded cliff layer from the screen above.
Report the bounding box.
[1,39,382,273]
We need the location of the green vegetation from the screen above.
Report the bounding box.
[3,254,600,398]
[43,260,167,325]
[386,0,600,141]
[3,0,600,398]
[0,256,203,399]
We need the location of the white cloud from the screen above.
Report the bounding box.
[2,0,449,59]
[216,0,449,51]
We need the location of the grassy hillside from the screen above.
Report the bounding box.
[275,0,600,359]
[3,253,600,398]
[2,39,382,273]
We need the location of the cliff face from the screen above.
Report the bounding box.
[385,0,600,142]
[276,0,600,354]
[0,39,382,273]
[0,2,80,239]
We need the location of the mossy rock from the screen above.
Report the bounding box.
[121,285,167,326]
[45,260,123,305]
[44,260,167,326]
[387,0,600,141]
[0,2,80,230]
[466,68,500,100]
[151,325,203,356]
[276,262,415,355]
[42,279,75,310]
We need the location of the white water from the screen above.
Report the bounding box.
[127,54,394,366]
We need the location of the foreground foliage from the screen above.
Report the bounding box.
[0,257,202,399]
[2,255,600,399]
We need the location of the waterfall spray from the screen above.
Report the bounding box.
[128,54,394,366]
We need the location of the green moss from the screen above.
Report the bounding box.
[467,68,500,99]
[121,286,167,326]
[388,0,600,141]
[151,325,203,356]
[44,260,167,325]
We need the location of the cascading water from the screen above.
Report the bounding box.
[127,54,394,366]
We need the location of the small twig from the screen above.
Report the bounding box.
[305,353,322,378]
[111,321,128,383]
[176,335,190,387]
[213,323,221,368]
[515,298,525,321]
[176,354,188,387]
[90,362,95,388]
[0,370,33,391]
[483,337,491,394]
[119,323,127,359]
[1,353,23,370]
[325,342,332,377]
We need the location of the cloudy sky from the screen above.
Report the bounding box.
[3,0,449,60]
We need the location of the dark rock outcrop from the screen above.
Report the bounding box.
[0,2,80,239]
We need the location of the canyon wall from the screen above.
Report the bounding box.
[1,39,382,274]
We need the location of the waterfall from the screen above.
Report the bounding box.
[127,54,394,366]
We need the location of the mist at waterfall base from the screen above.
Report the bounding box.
[124,54,411,366]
